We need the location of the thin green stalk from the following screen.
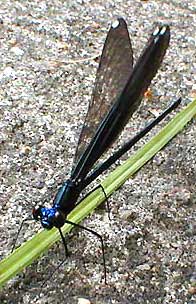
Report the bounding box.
[0,99,195,288]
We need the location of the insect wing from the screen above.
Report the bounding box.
[119,25,170,115]
[71,25,170,183]
[71,18,133,177]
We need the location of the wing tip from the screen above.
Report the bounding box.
[152,24,170,47]
[111,17,127,29]
[152,25,170,37]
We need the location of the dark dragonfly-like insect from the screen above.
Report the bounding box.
[13,18,181,282]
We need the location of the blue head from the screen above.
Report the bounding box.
[32,180,80,229]
[32,206,65,229]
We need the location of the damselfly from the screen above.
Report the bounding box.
[13,18,181,283]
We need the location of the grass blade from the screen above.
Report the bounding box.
[0,99,195,288]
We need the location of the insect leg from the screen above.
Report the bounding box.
[11,217,34,253]
[65,219,107,284]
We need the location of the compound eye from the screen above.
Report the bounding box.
[52,210,65,228]
[32,205,42,220]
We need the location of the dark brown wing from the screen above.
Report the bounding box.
[71,25,170,183]
[72,18,133,171]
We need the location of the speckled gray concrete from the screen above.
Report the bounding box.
[0,1,195,304]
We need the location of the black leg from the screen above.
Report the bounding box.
[99,184,111,220]
[11,217,34,253]
[77,184,111,220]
[58,228,70,257]
[40,228,70,290]
[65,219,107,284]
